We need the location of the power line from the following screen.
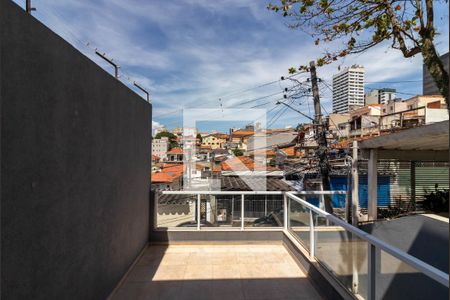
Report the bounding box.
[217,71,307,101]
[366,80,422,84]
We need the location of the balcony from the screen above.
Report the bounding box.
[111,244,321,300]
[109,191,449,300]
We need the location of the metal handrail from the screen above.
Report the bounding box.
[157,190,449,296]
[161,190,346,195]
[285,192,449,288]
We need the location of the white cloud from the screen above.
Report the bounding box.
[17,0,448,129]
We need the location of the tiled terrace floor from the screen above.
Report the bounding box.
[111,244,322,300]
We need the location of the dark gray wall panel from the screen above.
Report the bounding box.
[1,1,151,299]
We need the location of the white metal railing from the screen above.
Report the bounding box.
[158,190,449,299]
[285,192,449,299]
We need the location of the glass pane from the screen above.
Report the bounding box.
[156,193,198,228]
[375,249,448,300]
[288,198,311,251]
[314,215,368,299]
[244,195,284,228]
[203,194,241,227]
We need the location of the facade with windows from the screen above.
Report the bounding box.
[152,137,169,160]
[365,88,396,105]
[332,65,365,113]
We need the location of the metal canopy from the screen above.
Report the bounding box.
[360,120,449,161]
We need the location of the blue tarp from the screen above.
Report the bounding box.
[305,175,391,208]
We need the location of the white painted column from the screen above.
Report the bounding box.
[241,194,245,230]
[351,141,359,294]
[197,194,201,230]
[368,149,378,221]
[283,193,288,230]
[351,141,359,225]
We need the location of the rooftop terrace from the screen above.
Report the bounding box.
[110,244,322,300]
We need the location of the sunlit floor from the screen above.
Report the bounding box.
[111,244,322,300]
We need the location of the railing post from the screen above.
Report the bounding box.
[283,193,288,230]
[368,243,380,300]
[241,194,245,230]
[264,195,268,216]
[309,209,315,259]
[197,194,201,230]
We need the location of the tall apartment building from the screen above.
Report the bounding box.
[332,65,365,113]
[365,88,396,105]
[152,137,169,160]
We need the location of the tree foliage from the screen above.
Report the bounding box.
[232,148,244,156]
[154,131,178,150]
[268,0,449,108]
[196,133,203,144]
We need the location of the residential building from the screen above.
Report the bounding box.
[365,88,396,105]
[423,52,449,95]
[230,130,255,151]
[381,95,448,129]
[151,164,184,191]
[152,137,169,160]
[201,133,228,149]
[277,146,301,159]
[348,104,382,137]
[332,65,365,113]
[220,156,283,177]
[327,113,350,138]
[246,132,298,153]
[167,147,184,162]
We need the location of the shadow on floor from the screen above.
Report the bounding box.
[110,244,322,300]
[111,277,320,300]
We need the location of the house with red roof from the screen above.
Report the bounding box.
[167,147,183,163]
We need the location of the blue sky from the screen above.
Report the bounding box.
[13,0,449,132]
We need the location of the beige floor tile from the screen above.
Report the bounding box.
[236,253,259,264]
[211,280,245,300]
[153,265,186,281]
[212,264,241,279]
[178,281,214,300]
[115,244,322,300]
[187,252,213,265]
[136,254,164,267]
[159,253,190,266]
[184,264,213,280]
[125,266,155,282]
[239,263,267,279]
[262,263,306,278]
[241,279,283,300]
[210,253,237,265]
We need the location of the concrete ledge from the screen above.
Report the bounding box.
[150,229,284,243]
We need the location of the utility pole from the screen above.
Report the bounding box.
[309,61,332,213]
[310,61,322,124]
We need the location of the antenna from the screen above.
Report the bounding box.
[95,50,119,79]
[26,0,36,14]
[133,82,150,102]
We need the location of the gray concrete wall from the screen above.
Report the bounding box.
[1,1,151,299]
